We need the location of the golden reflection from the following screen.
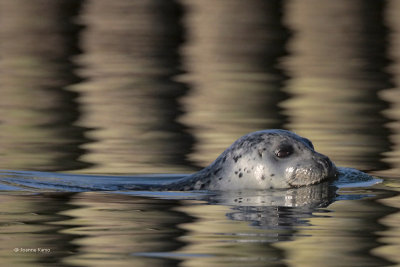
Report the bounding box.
[179,0,289,167]
[71,0,195,174]
[0,192,192,267]
[274,196,395,267]
[282,0,391,171]
[371,0,400,264]
[377,0,400,177]
[0,193,78,266]
[0,0,88,171]
[173,203,289,266]
[56,193,191,267]
[0,190,395,267]
[373,187,400,266]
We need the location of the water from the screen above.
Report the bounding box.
[1,0,400,266]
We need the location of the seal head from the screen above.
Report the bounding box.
[174,130,337,190]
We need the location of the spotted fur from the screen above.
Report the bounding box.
[157,129,337,191]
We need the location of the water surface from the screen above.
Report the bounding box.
[1,0,400,266]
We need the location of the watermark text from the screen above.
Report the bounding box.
[13,248,51,253]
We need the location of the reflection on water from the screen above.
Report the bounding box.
[0,0,90,171]
[0,193,189,266]
[1,0,399,176]
[0,188,396,267]
[275,190,398,267]
[282,0,392,171]
[72,0,197,173]
[179,0,290,166]
[1,0,400,266]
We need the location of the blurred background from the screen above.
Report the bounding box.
[0,0,399,178]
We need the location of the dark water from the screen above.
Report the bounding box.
[1,0,400,266]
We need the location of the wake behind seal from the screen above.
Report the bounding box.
[138,129,338,191]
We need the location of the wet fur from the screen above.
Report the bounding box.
[145,130,337,191]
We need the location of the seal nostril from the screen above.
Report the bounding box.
[318,155,337,178]
[325,158,332,169]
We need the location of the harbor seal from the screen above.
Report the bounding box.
[148,129,338,191]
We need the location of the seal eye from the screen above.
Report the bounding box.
[275,145,293,158]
